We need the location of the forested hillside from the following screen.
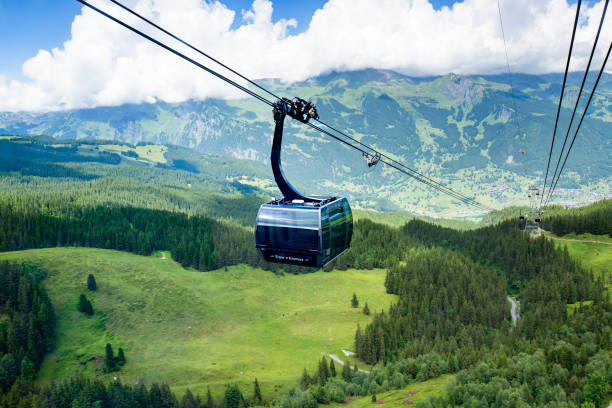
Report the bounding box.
[0,262,56,393]
[0,137,609,407]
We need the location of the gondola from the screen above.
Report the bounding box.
[255,98,353,267]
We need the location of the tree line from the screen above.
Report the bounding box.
[356,248,509,366]
[542,204,611,237]
[0,262,56,393]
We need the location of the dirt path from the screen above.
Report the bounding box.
[552,237,612,246]
[328,354,370,373]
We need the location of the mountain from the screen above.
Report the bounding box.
[1,70,610,217]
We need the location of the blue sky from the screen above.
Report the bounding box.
[0,0,604,112]
[0,0,465,79]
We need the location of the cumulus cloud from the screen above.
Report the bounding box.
[0,0,610,111]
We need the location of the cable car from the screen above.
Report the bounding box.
[255,197,352,266]
[255,98,353,267]
[519,213,525,220]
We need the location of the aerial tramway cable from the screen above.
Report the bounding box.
[544,0,609,206]
[77,0,492,212]
[544,41,611,207]
[540,0,582,209]
[496,0,525,140]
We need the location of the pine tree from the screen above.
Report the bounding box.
[342,360,352,381]
[299,368,311,390]
[87,274,97,291]
[253,378,262,405]
[77,294,88,313]
[104,343,116,373]
[206,386,214,408]
[318,356,329,383]
[351,293,359,308]
[223,385,242,408]
[329,359,336,377]
[181,389,198,408]
[20,357,35,380]
[117,348,126,366]
[355,323,363,356]
[85,299,94,316]
[363,302,370,315]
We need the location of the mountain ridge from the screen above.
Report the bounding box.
[1,69,610,216]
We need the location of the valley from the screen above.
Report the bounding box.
[2,70,610,217]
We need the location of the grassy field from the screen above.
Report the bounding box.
[330,375,453,408]
[0,248,395,399]
[546,232,612,304]
[547,233,612,282]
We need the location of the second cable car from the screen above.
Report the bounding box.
[255,98,353,267]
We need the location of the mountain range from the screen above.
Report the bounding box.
[1,69,610,217]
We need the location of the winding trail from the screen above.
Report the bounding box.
[550,236,612,246]
[328,353,370,373]
[508,296,520,327]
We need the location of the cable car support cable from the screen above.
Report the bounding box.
[540,0,582,209]
[496,0,526,140]
[544,41,611,207]
[77,0,492,212]
[545,0,608,207]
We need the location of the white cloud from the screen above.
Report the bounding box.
[0,0,610,112]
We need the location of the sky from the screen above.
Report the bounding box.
[0,0,609,112]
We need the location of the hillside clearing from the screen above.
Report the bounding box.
[0,248,396,398]
[330,375,452,408]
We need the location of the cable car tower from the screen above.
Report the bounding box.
[254,98,353,267]
[524,186,541,230]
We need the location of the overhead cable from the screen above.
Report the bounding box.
[544,41,611,206]
[77,0,492,212]
[546,0,609,205]
[540,0,582,208]
[496,0,526,141]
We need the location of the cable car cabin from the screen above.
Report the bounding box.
[255,197,353,267]
[534,217,541,223]
[519,214,525,220]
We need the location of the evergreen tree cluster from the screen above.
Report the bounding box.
[0,204,239,271]
[327,219,419,270]
[77,294,94,316]
[0,262,56,392]
[356,248,508,365]
[417,300,612,407]
[0,373,272,408]
[541,201,612,237]
[104,343,126,373]
[293,352,453,405]
[0,202,423,275]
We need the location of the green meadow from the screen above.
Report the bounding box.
[546,232,612,315]
[330,375,453,408]
[547,233,612,287]
[0,248,396,398]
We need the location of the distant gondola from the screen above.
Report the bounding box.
[255,98,353,267]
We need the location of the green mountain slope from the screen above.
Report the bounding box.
[0,248,396,397]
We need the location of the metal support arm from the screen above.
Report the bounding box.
[271,98,320,202]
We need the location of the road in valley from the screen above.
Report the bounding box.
[508,296,520,327]
[328,353,370,373]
